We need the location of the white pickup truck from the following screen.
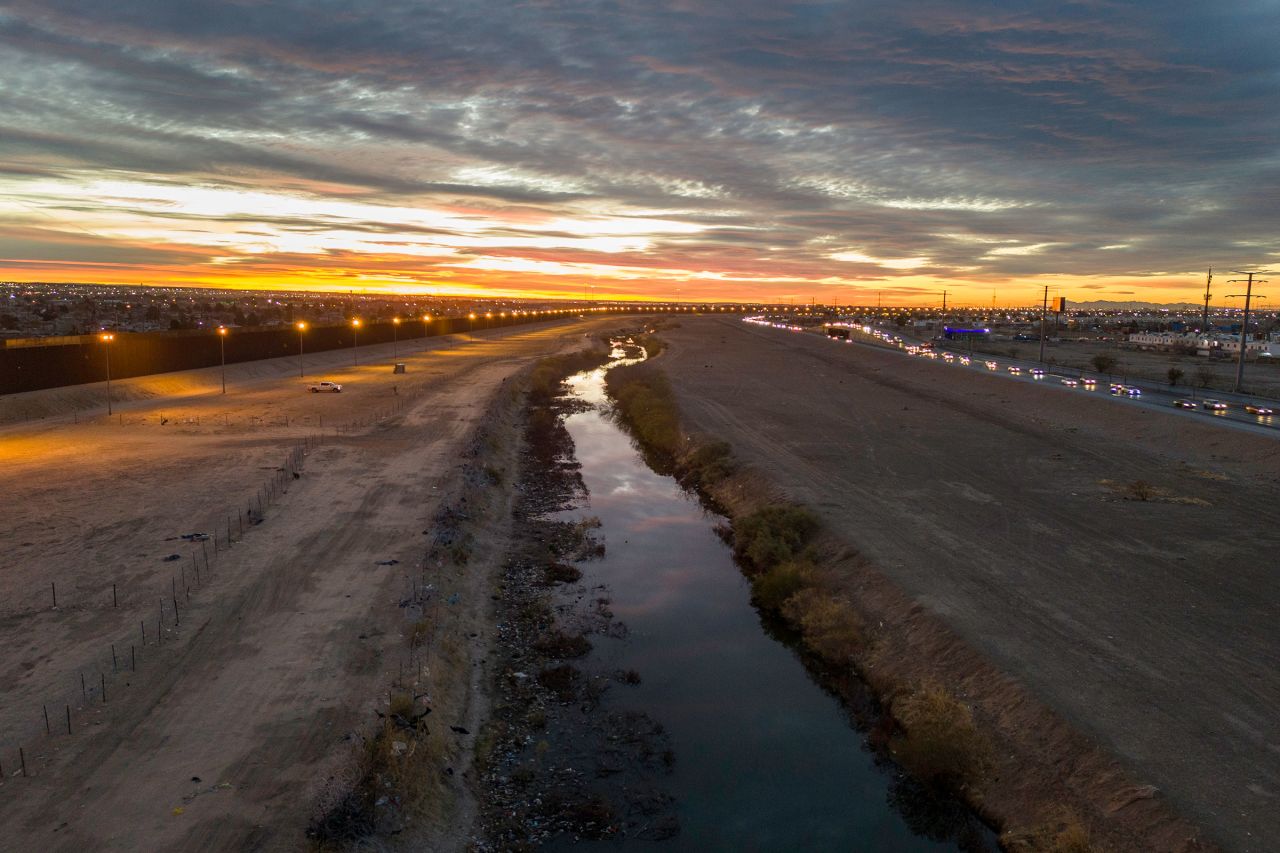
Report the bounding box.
[309,380,343,393]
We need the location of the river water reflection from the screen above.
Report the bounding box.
[548,353,993,851]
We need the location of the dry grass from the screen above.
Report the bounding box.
[1004,809,1097,853]
[607,363,683,458]
[1100,478,1211,506]
[308,695,440,846]
[891,683,993,791]
[781,588,866,664]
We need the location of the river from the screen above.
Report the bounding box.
[542,346,995,851]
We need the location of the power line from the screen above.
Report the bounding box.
[1200,268,1213,334]
[1226,270,1270,393]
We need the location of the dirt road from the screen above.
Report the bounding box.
[0,320,596,851]
[660,316,1280,852]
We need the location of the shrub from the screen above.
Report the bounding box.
[1126,480,1154,501]
[732,505,820,570]
[684,439,735,486]
[1090,354,1118,375]
[636,334,666,358]
[529,348,610,402]
[752,559,814,612]
[782,589,865,663]
[608,365,682,458]
[892,684,992,790]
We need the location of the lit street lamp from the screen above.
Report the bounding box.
[422,314,432,349]
[217,326,228,393]
[392,317,400,360]
[296,321,307,377]
[351,318,362,365]
[100,332,115,414]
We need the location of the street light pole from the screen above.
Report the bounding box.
[217,326,228,394]
[392,317,400,361]
[101,332,115,415]
[296,321,307,378]
[1038,285,1049,364]
[351,318,361,365]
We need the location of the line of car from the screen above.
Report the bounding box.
[828,323,1278,422]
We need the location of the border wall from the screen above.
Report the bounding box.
[0,314,533,396]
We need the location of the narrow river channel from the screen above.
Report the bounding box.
[545,347,995,851]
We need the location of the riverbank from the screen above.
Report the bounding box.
[0,321,606,851]
[639,316,1280,851]
[606,335,1216,852]
[474,338,1006,851]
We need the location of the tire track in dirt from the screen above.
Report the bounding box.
[660,317,1280,851]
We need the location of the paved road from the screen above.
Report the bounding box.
[828,321,1280,438]
[664,316,1280,852]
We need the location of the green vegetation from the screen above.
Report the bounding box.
[1167,366,1184,386]
[635,334,666,358]
[751,559,815,611]
[683,439,735,487]
[607,363,682,458]
[732,505,820,570]
[891,683,992,790]
[529,347,610,402]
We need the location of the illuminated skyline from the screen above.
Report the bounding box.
[1,1,1277,305]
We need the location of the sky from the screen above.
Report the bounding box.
[1,0,1277,306]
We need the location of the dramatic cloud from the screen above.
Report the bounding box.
[1,0,1277,303]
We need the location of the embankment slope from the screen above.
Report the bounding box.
[0,321,600,851]
[660,316,1280,852]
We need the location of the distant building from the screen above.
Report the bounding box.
[1214,336,1280,358]
[1126,331,1199,352]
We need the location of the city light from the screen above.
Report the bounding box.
[217,325,228,394]
[100,332,115,414]
[296,321,307,377]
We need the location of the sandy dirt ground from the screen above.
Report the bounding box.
[0,320,601,851]
[660,316,1280,852]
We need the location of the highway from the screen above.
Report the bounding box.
[750,317,1280,439]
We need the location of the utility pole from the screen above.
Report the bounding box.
[1200,268,1213,334]
[1038,285,1049,363]
[1227,271,1268,393]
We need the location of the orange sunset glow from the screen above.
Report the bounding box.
[2,3,1277,306]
